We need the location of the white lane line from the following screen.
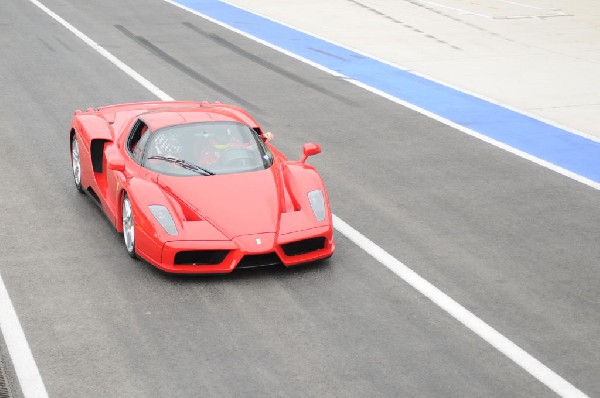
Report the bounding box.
[2,1,175,397]
[333,216,587,398]
[416,0,493,18]
[28,0,173,102]
[493,0,555,12]
[19,1,589,398]
[0,274,48,398]
[346,79,600,191]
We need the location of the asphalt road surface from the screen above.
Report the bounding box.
[0,0,598,397]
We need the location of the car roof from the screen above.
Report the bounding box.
[139,107,258,132]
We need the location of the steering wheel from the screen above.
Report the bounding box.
[218,147,258,168]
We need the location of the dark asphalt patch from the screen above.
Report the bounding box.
[0,348,15,398]
[0,362,11,398]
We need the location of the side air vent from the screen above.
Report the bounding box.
[237,253,281,269]
[90,139,110,173]
[174,250,228,265]
[282,237,326,256]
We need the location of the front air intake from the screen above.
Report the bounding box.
[237,253,281,269]
[174,250,228,265]
[282,237,326,256]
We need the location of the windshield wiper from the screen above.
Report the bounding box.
[148,156,215,176]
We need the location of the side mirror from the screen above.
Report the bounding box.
[300,143,321,163]
[106,146,125,172]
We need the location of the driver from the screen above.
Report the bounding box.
[194,128,240,165]
[192,128,274,165]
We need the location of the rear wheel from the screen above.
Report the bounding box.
[122,194,137,258]
[71,135,83,192]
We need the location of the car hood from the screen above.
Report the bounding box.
[158,168,281,239]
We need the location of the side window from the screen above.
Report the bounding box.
[128,120,150,162]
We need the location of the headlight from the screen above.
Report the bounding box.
[307,190,326,221]
[149,205,178,235]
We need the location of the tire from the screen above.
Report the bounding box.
[122,194,137,258]
[71,134,84,193]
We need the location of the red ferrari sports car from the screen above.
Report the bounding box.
[69,101,334,273]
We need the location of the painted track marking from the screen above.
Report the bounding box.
[3,1,587,397]
[0,274,48,398]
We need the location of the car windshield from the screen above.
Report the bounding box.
[143,121,272,176]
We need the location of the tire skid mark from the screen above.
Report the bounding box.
[182,22,357,106]
[114,24,263,114]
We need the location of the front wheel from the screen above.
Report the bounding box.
[122,194,137,258]
[71,134,83,193]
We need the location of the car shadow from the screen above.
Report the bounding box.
[142,257,332,284]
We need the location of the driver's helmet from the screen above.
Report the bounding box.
[213,128,232,150]
[153,132,183,158]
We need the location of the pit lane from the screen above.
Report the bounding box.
[0,0,599,397]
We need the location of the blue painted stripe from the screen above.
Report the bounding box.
[175,0,600,183]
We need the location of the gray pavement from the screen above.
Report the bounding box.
[0,0,599,397]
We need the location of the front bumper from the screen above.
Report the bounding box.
[141,225,334,274]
